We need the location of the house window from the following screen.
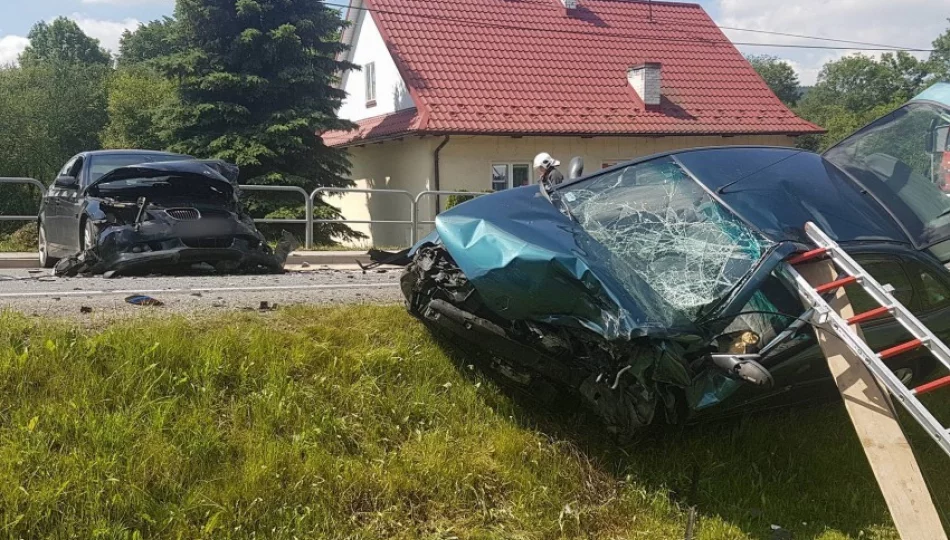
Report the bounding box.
[491,163,531,191]
[364,62,377,107]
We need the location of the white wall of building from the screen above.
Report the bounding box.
[331,137,435,247]
[337,12,415,122]
[338,134,797,246]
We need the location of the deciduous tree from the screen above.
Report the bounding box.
[746,55,801,106]
[930,20,950,82]
[101,68,176,150]
[19,18,111,67]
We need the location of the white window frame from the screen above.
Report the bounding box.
[491,162,532,191]
[364,62,377,106]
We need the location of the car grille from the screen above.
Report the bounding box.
[166,208,200,221]
[182,237,234,249]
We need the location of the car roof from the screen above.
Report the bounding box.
[673,146,913,247]
[79,149,192,158]
[564,145,914,248]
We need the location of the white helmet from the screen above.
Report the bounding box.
[534,152,560,170]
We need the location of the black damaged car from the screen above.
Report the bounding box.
[397,83,950,433]
[38,150,292,276]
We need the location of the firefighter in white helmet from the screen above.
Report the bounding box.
[534,152,565,187]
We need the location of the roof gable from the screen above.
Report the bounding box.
[326,0,821,146]
[338,0,416,122]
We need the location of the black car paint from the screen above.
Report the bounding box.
[694,242,950,418]
[43,157,290,276]
[40,150,192,259]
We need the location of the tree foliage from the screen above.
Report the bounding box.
[746,55,800,106]
[932,20,950,82]
[153,0,360,242]
[157,0,354,188]
[794,52,931,151]
[19,18,111,67]
[117,18,179,67]
[0,61,109,231]
[101,68,177,150]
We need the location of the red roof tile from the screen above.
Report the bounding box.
[322,108,422,147]
[323,0,823,146]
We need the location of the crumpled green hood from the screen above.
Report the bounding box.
[433,185,703,341]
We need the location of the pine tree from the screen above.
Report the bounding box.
[157,0,358,242]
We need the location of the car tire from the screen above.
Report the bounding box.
[38,223,57,268]
[81,219,97,251]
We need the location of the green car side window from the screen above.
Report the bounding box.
[843,256,915,314]
[894,257,950,312]
[918,270,950,309]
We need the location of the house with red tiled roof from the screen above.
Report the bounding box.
[323,0,823,246]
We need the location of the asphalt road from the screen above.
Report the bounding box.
[0,265,404,317]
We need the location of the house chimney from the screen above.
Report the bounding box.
[627,63,662,106]
[560,0,578,9]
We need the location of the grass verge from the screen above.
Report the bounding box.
[0,222,36,252]
[0,305,945,538]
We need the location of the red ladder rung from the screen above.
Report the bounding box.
[815,275,858,294]
[878,338,924,360]
[847,306,891,325]
[912,374,950,396]
[787,248,828,265]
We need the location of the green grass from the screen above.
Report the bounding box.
[0,222,36,252]
[0,305,946,538]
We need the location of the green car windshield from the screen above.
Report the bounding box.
[558,156,772,321]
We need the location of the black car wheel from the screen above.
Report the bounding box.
[38,223,57,268]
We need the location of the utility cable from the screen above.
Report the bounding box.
[326,2,935,52]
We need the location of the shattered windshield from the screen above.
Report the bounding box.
[824,100,950,247]
[558,156,772,318]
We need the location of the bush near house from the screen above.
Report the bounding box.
[445,190,492,210]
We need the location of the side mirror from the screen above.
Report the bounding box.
[54,175,78,189]
[930,125,950,153]
[568,156,585,180]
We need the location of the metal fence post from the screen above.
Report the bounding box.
[0,178,47,223]
[238,185,312,248]
[311,187,415,247]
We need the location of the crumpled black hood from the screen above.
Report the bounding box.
[86,160,239,200]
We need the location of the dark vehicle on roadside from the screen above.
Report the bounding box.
[38,150,291,275]
[397,83,950,432]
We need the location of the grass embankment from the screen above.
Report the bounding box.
[0,223,35,252]
[0,305,946,538]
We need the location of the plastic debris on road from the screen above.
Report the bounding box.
[124,295,164,307]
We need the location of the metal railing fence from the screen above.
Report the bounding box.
[0,180,491,249]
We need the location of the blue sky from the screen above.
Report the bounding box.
[0,0,944,85]
[1,0,173,38]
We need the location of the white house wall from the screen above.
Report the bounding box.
[339,134,797,246]
[338,12,415,122]
[332,138,434,247]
